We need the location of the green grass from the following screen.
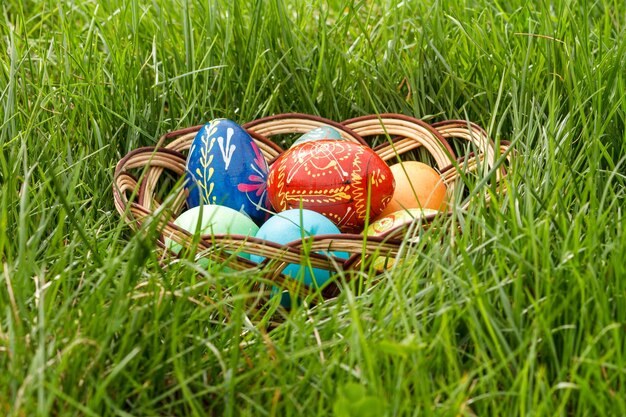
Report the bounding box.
[1,0,625,415]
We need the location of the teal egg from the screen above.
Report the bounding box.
[290,125,344,148]
[250,209,349,307]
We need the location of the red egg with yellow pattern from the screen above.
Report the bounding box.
[266,140,395,233]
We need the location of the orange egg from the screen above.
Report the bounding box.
[376,161,446,219]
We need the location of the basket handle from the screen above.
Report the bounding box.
[242,113,369,147]
[341,114,456,171]
[431,120,504,179]
[113,147,188,223]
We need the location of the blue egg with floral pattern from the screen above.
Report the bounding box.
[185,119,270,225]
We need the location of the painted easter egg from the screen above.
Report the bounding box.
[375,161,447,220]
[250,209,349,307]
[165,205,259,267]
[185,119,270,225]
[290,125,343,148]
[366,208,438,271]
[366,208,439,237]
[267,140,395,233]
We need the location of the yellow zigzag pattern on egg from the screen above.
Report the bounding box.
[274,160,288,211]
[350,147,368,223]
[284,187,352,205]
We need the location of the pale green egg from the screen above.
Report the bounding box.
[165,204,259,267]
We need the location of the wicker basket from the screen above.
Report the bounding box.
[113,113,511,302]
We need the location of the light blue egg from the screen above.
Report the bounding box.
[291,125,344,148]
[185,119,270,225]
[250,209,349,307]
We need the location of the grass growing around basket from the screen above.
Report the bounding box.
[1,0,625,415]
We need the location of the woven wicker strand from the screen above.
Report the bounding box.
[341,114,455,169]
[113,113,511,302]
[242,113,368,147]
